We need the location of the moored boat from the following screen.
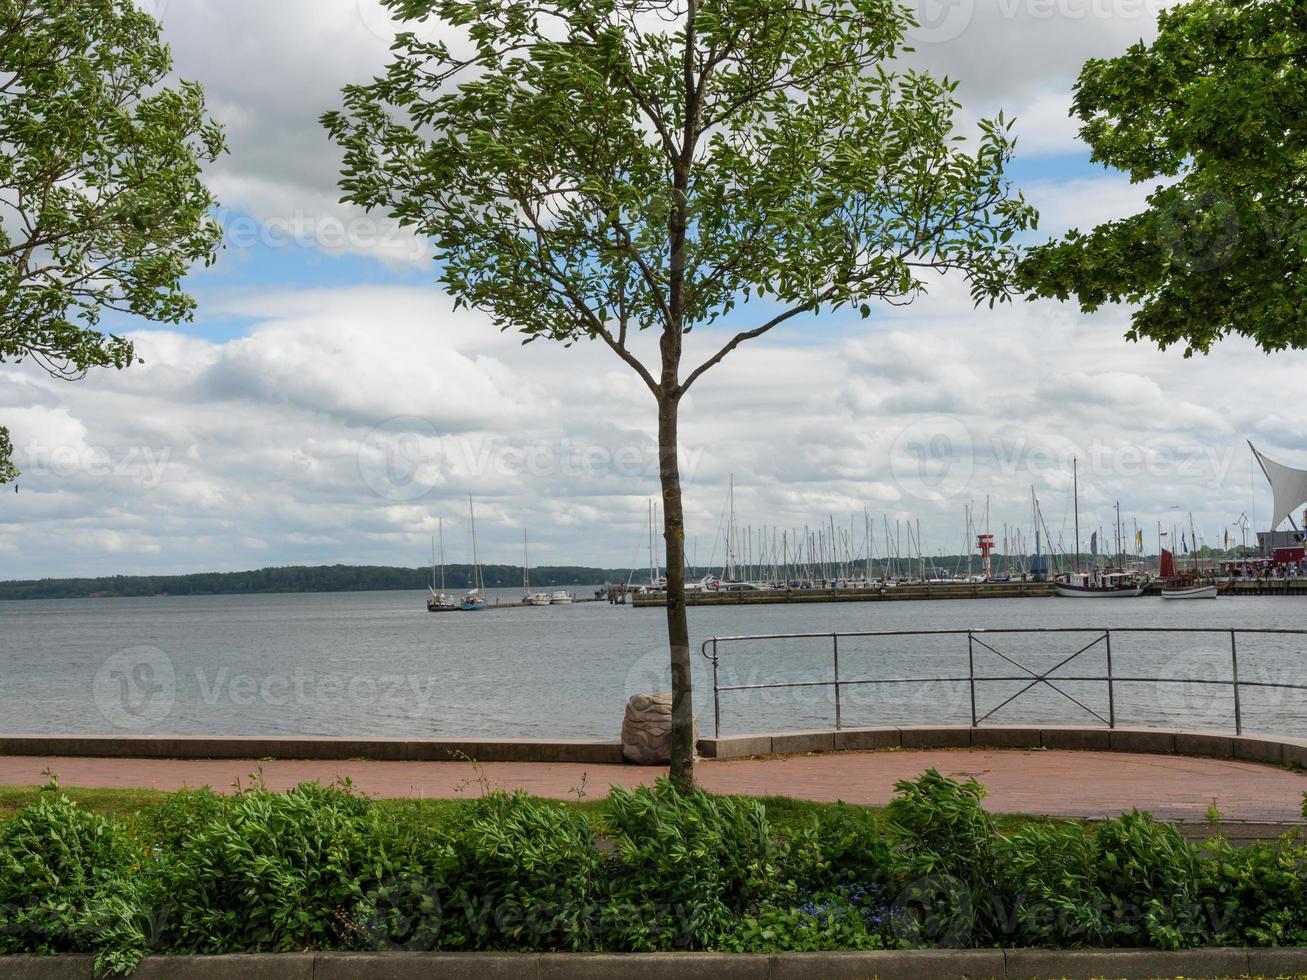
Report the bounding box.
[549,590,574,605]
[459,496,488,611]
[1160,582,1219,599]
[1054,570,1147,597]
[1055,460,1147,597]
[1158,515,1219,599]
[459,587,488,611]
[426,523,459,611]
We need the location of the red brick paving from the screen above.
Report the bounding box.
[1,749,1303,823]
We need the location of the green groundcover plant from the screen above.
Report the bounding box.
[0,774,1304,974]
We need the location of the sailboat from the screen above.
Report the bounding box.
[459,496,488,610]
[426,520,459,612]
[1054,459,1148,597]
[523,530,551,605]
[1160,514,1219,599]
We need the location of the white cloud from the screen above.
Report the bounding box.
[1027,176,1159,236]
[4,0,1300,579]
[4,280,1304,577]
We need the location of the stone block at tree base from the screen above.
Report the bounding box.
[621,693,697,764]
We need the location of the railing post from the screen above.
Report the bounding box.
[712,638,721,738]
[1230,630,1242,735]
[1105,629,1115,729]
[832,632,842,731]
[967,631,977,728]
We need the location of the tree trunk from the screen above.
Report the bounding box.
[657,391,694,790]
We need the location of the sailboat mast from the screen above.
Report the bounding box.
[1073,458,1081,575]
[467,496,482,591]
[1115,501,1122,567]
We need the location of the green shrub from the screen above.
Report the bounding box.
[1,778,1305,963]
[884,769,997,947]
[777,802,893,893]
[729,803,894,953]
[602,780,771,950]
[139,787,227,855]
[157,781,403,954]
[722,884,886,952]
[994,820,1109,947]
[1091,810,1204,949]
[1197,832,1307,947]
[0,793,150,974]
[442,792,605,951]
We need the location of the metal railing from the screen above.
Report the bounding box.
[699,627,1307,738]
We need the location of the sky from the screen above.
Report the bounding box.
[1,0,1303,579]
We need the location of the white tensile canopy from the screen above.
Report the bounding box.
[1250,441,1307,531]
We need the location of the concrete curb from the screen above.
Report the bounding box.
[0,735,624,765]
[0,726,1303,770]
[3,948,1307,979]
[697,725,1307,769]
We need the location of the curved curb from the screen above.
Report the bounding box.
[0,734,624,764]
[697,725,1307,770]
[0,726,1303,770]
[5,948,1307,979]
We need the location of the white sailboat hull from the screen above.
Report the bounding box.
[1055,583,1145,598]
[1161,584,1219,599]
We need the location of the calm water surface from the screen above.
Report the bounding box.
[1,590,1305,739]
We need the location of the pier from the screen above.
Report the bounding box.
[631,580,1056,607]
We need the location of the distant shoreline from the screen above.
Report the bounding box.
[0,563,665,601]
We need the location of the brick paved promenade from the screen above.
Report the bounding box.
[2,748,1304,823]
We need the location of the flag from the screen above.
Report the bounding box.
[1224,529,1230,549]
[1182,532,1188,554]
[1136,529,1143,551]
[1090,531,1098,555]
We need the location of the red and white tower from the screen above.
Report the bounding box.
[976,533,995,581]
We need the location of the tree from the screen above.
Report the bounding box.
[1019,0,1307,355]
[0,0,225,482]
[324,0,1034,788]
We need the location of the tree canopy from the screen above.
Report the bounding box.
[324,0,1036,378]
[1019,0,1307,355]
[0,0,225,482]
[325,0,1035,786]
